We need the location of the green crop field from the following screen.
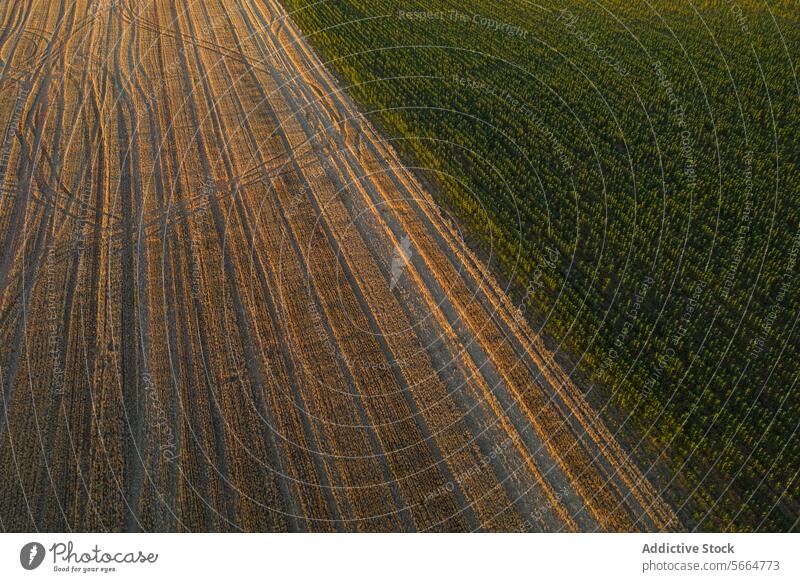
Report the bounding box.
[281,0,799,530]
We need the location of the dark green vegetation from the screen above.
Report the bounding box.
[280,0,799,530]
